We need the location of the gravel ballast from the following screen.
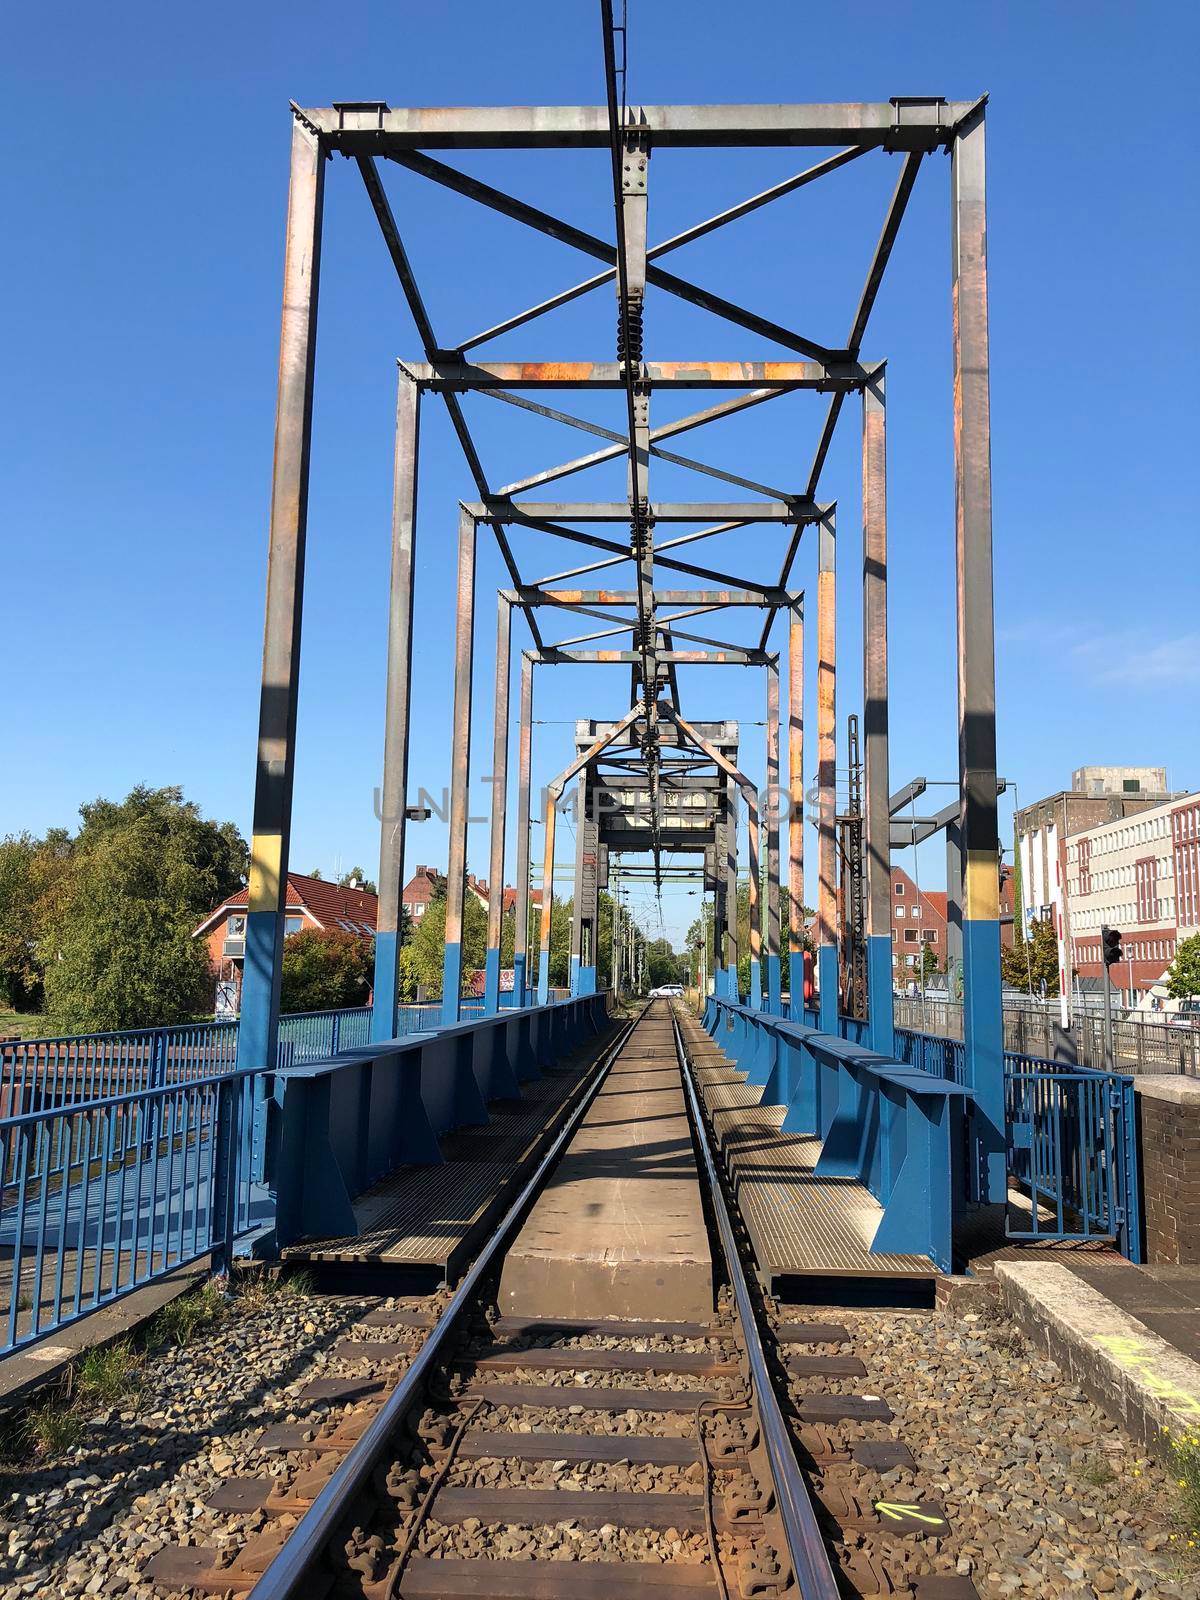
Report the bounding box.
[783,1303,1197,1600]
[1,1284,1196,1599]
[0,1285,415,1600]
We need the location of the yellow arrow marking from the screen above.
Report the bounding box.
[875,1501,945,1526]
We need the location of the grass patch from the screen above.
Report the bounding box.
[1080,1455,1117,1488]
[1165,1426,1200,1548]
[71,1339,141,1408]
[148,1279,228,1348]
[231,1267,314,1314]
[24,1405,84,1458]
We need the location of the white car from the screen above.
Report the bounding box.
[650,983,685,998]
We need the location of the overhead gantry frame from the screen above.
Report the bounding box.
[234,85,1004,1209]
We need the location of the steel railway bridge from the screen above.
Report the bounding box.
[233,68,1018,1258]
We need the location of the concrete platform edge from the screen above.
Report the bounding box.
[995,1260,1200,1457]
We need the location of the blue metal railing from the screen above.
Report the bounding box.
[0,993,609,1356]
[895,1025,1141,1259]
[894,1027,966,1085]
[1,1066,262,1353]
[1003,1055,1140,1259]
[0,1008,373,1190]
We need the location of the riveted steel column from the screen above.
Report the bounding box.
[945,817,964,999]
[512,656,534,1007]
[576,773,599,996]
[711,836,727,1000]
[953,106,1005,1203]
[747,782,763,1011]
[442,506,476,1024]
[569,777,585,995]
[765,657,782,1014]
[371,369,420,1041]
[862,373,894,1057]
[537,789,558,1005]
[236,116,325,1089]
[816,510,838,1035]
[725,775,739,1000]
[483,594,511,1015]
[787,601,806,1018]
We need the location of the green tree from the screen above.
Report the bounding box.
[280,927,373,1013]
[408,891,488,998]
[41,786,247,1032]
[646,937,682,988]
[397,942,421,1003]
[1166,933,1200,999]
[338,867,377,895]
[547,895,572,988]
[920,941,940,985]
[0,830,73,1011]
[1000,915,1060,996]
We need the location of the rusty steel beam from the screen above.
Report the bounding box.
[514,588,797,607]
[371,368,421,1041]
[304,98,978,150]
[766,656,782,1013]
[787,598,805,1013]
[478,499,811,522]
[410,359,873,390]
[442,507,477,1024]
[234,116,325,1120]
[862,372,893,1055]
[815,510,837,1033]
[539,647,772,666]
[512,656,535,1005]
[952,105,1004,1205]
[483,593,512,1015]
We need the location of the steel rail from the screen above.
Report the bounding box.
[246,1005,643,1600]
[671,1006,842,1600]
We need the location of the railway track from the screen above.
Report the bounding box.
[143,1003,979,1600]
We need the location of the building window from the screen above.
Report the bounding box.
[904,928,919,943]
[284,916,304,936]
[924,930,937,943]
[894,882,905,896]
[1123,779,1140,793]
[895,906,905,919]
[228,914,246,937]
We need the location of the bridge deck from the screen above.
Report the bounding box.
[281,1033,607,1280]
[498,1002,714,1321]
[676,1010,938,1284]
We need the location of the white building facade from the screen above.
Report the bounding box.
[1065,791,1200,1005]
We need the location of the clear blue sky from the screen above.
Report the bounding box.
[6,2,1198,946]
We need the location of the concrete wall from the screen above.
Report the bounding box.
[1135,1077,1200,1265]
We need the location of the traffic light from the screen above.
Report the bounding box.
[1101,925,1123,968]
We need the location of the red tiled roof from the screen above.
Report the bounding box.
[192,873,378,937]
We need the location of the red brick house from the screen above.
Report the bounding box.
[193,872,378,1012]
[401,865,519,924]
[890,867,948,986]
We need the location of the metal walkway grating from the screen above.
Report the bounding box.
[678,1012,937,1282]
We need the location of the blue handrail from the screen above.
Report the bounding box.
[0,993,607,1356]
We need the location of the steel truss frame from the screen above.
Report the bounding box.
[236,72,1005,1207]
